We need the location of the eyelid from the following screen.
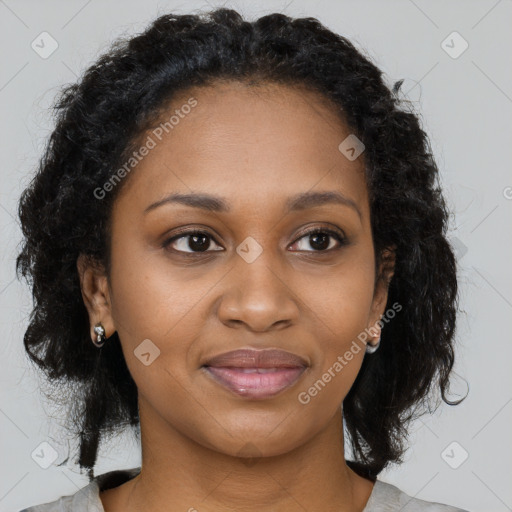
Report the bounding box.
[162,223,347,254]
[288,226,347,252]
[163,228,223,252]
[291,224,346,244]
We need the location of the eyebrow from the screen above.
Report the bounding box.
[144,190,362,219]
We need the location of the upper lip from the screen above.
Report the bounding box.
[203,348,308,369]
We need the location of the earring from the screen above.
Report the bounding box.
[92,323,106,348]
[365,337,380,354]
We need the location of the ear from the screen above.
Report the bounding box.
[368,246,396,334]
[77,253,116,343]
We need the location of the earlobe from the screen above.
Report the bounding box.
[76,254,115,342]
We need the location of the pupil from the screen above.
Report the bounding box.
[310,232,329,250]
[189,234,209,252]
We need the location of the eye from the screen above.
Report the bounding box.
[289,227,346,252]
[163,226,347,255]
[163,230,224,253]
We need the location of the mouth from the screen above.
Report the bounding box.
[201,348,309,400]
[202,366,307,399]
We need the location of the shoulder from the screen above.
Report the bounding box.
[365,479,471,512]
[18,467,141,512]
[18,480,100,512]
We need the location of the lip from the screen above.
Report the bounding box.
[203,348,308,368]
[202,348,309,400]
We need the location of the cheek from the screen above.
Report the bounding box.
[109,232,208,341]
[108,257,205,411]
[108,236,227,391]
[296,258,374,401]
[309,257,376,339]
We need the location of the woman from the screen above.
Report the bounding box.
[16,7,470,512]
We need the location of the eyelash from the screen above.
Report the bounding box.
[162,227,347,255]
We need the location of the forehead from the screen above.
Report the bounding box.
[115,80,368,216]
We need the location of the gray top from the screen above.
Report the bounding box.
[19,467,470,511]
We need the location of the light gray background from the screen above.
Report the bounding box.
[1,1,511,511]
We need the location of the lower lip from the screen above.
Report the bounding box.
[203,366,306,399]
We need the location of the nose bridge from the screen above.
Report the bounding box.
[218,236,298,330]
[235,237,285,302]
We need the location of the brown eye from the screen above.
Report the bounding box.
[163,231,223,253]
[289,228,346,252]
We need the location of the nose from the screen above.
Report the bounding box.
[216,253,300,333]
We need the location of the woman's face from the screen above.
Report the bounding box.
[81,80,392,458]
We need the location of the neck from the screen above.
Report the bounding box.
[104,397,374,512]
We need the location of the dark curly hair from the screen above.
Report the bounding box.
[15,7,466,482]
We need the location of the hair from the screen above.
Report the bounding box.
[16,7,466,482]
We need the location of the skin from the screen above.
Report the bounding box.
[78,80,395,512]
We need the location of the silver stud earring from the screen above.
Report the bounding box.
[365,337,380,354]
[93,323,106,348]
